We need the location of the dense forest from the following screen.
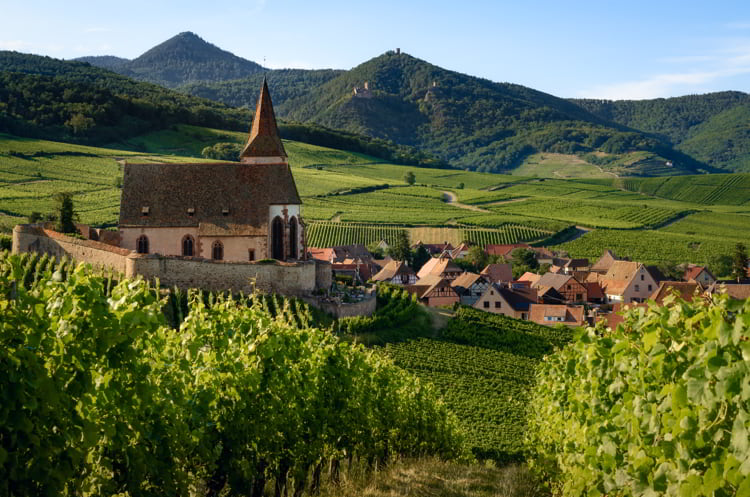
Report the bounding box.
[573,92,750,172]
[0,52,443,166]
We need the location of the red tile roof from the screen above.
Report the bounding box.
[480,263,513,283]
[529,304,586,326]
[485,243,530,257]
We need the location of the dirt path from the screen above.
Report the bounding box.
[485,197,530,207]
[424,305,453,333]
[441,191,490,213]
[595,165,619,178]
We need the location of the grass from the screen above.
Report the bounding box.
[513,153,612,179]
[316,458,546,497]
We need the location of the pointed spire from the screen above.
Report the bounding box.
[240,76,287,163]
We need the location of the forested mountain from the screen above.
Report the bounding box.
[73,55,129,71]
[75,32,265,87]
[573,92,750,172]
[269,52,705,173]
[0,52,440,166]
[0,51,250,143]
[179,69,345,108]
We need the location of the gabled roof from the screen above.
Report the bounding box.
[331,244,372,262]
[308,247,334,262]
[533,272,576,291]
[481,263,513,283]
[706,282,750,300]
[371,260,415,281]
[485,243,530,257]
[586,281,605,300]
[684,265,715,282]
[240,77,287,160]
[650,281,701,304]
[518,272,541,285]
[422,278,459,299]
[496,285,536,311]
[604,261,641,282]
[529,304,586,326]
[564,258,589,269]
[417,256,462,280]
[591,250,619,272]
[451,272,487,292]
[119,162,301,235]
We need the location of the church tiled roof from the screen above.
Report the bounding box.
[241,77,288,160]
[119,162,301,236]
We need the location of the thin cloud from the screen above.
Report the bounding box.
[727,21,750,30]
[579,42,750,99]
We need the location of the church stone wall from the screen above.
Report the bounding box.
[129,256,319,295]
[12,226,330,297]
[13,225,131,274]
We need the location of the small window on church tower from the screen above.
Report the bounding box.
[187,207,195,216]
[222,207,230,216]
[141,206,149,216]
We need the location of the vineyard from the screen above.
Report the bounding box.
[306,222,551,248]
[381,306,574,463]
[528,296,750,496]
[618,173,750,205]
[554,228,739,265]
[0,252,465,496]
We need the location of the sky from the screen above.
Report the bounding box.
[1,0,749,100]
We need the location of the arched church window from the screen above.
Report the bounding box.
[136,235,149,254]
[182,235,194,257]
[271,216,284,261]
[212,241,223,261]
[289,217,298,259]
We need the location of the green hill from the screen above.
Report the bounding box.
[0,51,250,143]
[572,92,750,172]
[75,32,266,87]
[267,52,707,174]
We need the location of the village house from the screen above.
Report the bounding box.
[594,260,658,303]
[532,273,588,304]
[683,265,716,286]
[480,263,513,284]
[485,243,530,259]
[650,281,702,304]
[473,284,535,320]
[451,272,491,306]
[590,250,621,274]
[119,78,305,263]
[371,260,417,285]
[528,304,586,327]
[406,274,460,307]
[562,258,590,274]
[417,256,463,281]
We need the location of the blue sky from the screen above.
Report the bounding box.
[2,0,749,99]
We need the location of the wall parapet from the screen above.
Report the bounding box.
[12,224,331,297]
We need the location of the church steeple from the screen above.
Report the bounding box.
[240,77,288,163]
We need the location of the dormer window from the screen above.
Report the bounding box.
[141,206,149,216]
[187,208,195,217]
[222,207,230,216]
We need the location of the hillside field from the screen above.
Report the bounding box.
[1,127,749,269]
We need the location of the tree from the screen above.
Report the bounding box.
[27,211,43,223]
[389,230,411,263]
[201,142,243,161]
[404,171,416,185]
[510,248,538,270]
[54,192,77,233]
[64,112,95,135]
[732,243,748,282]
[466,246,488,269]
[411,245,431,272]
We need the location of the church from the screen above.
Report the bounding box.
[118,78,306,262]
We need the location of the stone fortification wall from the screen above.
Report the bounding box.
[13,225,131,274]
[12,224,333,298]
[129,256,319,295]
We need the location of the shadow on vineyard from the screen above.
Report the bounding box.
[383,306,575,464]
